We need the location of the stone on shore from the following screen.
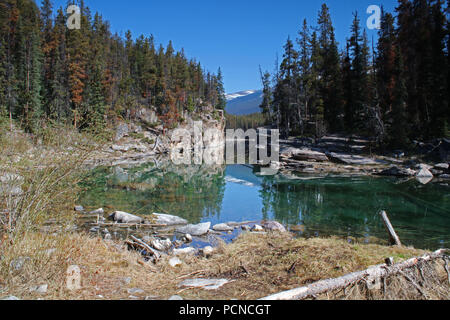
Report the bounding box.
[251,225,264,232]
[212,223,234,232]
[201,246,214,258]
[416,167,434,178]
[176,222,211,236]
[108,211,144,224]
[30,284,48,294]
[152,213,188,226]
[183,234,193,243]
[169,257,183,268]
[263,221,287,233]
[178,279,231,291]
[127,288,145,295]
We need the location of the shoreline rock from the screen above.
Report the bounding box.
[176,222,211,236]
[109,211,144,224]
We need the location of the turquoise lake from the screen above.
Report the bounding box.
[79,161,450,250]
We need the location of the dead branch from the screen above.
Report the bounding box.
[398,270,429,299]
[380,211,402,246]
[260,249,448,300]
[127,235,161,260]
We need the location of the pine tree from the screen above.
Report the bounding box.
[215,67,226,110]
[16,0,43,133]
[296,19,311,134]
[309,31,324,136]
[314,4,343,133]
[273,37,299,138]
[388,47,409,148]
[347,12,371,133]
[259,66,272,122]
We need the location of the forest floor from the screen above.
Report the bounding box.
[0,123,448,300]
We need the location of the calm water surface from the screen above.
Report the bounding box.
[79,161,450,250]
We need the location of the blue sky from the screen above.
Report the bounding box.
[50,0,398,93]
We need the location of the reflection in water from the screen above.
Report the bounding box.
[80,159,226,224]
[79,161,450,250]
[258,173,450,249]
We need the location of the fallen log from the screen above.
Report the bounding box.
[380,211,402,246]
[260,249,448,300]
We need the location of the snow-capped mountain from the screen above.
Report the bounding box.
[225,90,263,115]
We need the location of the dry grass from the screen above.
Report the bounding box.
[2,231,444,300]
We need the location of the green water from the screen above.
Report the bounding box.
[79,162,450,250]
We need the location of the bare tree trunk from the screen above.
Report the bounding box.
[380,210,402,246]
[260,249,447,300]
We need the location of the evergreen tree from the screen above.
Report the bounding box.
[347,12,371,133]
[273,37,299,138]
[215,67,226,110]
[259,65,272,122]
[387,47,409,148]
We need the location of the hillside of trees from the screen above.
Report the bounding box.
[260,0,449,149]
[0,0,226,134]
[225,112,267,130]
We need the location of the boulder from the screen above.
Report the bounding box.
[416,163,433,171]
[263,221,287,233]
[212,223,234,232]
[416,168,433,178]
[108,211,144,224]
[183,234,193,243]
[176,222,211,236]
[152,213,188,226]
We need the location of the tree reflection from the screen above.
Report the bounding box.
[79,160,226,224]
